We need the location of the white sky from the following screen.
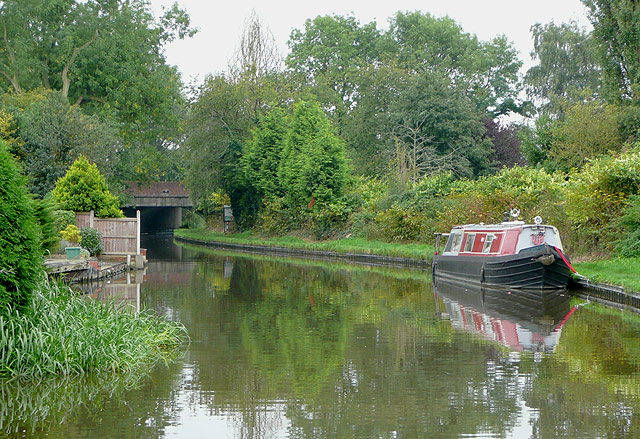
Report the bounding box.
[150,0,592,85]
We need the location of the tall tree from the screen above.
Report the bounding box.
[389,72,493,179]
[0,0,195,145]
[278,100,349,207]
[242,107,289,198]
[582,0,640,101]
[2,90,119,198]
[286,15,381,130]
[524,21,601,114]
[384,11,523,117]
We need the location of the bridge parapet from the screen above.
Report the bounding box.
[122,182,193,208]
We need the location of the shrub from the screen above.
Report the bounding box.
[52,209,76,232]
[60,224,81,245]
[565,149,640,253]
[0,140,42,311]
[615,195,640,257]
[52,156,123,218]
[33,198,59,254]
[80,227,103,256]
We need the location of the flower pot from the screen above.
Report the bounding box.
[65,247,81,259]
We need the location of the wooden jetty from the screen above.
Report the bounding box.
[45,258,130,283]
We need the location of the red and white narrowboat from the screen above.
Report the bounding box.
[432,211,574,291]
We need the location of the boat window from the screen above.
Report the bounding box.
[445,232,463,253]
[463,233,475,252]
[483,234,494,253]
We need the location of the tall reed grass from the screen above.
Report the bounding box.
[0,279,187,377]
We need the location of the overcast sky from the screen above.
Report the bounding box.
[149,0,592,85]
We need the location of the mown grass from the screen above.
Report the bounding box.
[573,258,640,292]
[0,279,188,378]
[174,228,434,261]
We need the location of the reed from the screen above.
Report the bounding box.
[0,279,188,378]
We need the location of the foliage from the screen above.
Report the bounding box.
[2,90,120,198]
[582,0,640,101]
[279,100,349,207]
[287,15,381,128]
[0,0,195,146]
[524,21,601,114]
[0,141,42,312]
[80,227,103,256]
[389,72,494,179]
[242,107,289,198]
[0,280,187,377]
[614,195,640,257]
[551,100,623,172]
[519,114,556,169]
[33,197,59,254]
[565,148,640,253]
[385,11,523,117]
[59,225,81,245]
[52,210,77,233]
[52,156,123,218]
[483,119,525,169]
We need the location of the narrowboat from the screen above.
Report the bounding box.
[432,211,575,291]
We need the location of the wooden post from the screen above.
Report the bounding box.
[136,210,141,255]
[89,210,94,228]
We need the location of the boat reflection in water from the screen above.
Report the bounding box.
[434,277,574,353]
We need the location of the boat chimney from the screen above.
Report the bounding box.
[502,211,509,222]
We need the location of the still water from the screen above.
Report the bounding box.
[4,236,640,438]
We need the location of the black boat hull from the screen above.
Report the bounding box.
[432,245,572,291]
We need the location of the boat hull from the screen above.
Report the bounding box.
[432,245,572,291]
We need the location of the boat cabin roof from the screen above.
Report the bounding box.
[451,221,527,231]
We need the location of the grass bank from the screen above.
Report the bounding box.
[573,258,640,293]
[176,228,640,293]
[0,279,187,377]
[174,228,435,261]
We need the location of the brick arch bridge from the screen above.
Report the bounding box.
[122,182,193,232]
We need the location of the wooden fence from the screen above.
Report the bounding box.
[76,210,140,256]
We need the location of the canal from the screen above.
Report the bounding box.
[4,236,640,438]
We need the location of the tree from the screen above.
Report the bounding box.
[524,21,601,114]
[0,140,42,311]
[1,90,119,198]
[483,119,526,169]
[278,101,349,207]
[185,14,290,226]
[384,11,523,117]
[582,0,640,101]
[52,156,122,218]
[242,107,289,198]
[0,0,195,145]
[286,15,381,130]
[389,72,493,178]
[551,99,623,171]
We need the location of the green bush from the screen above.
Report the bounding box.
[0,140,43,311]
[52,156,123,218]
[80,227,103,256]
[52,209,76,233]
[615,195,640,257]
[59,224,81,245]
[565,148,640,253]
[33,198,59,254]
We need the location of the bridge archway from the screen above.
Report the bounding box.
[122,182,193,233]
